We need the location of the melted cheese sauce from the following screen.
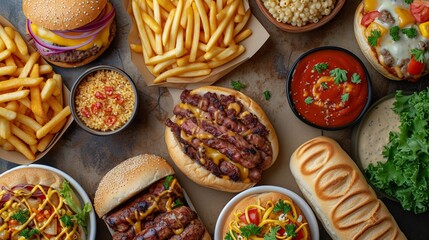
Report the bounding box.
[357,97,399,169]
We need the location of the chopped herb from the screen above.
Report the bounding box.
[341,93,350,102]
[273,200,291,214]
[404,0,413,4]
[163,176,173,189]
[368,30,381,47]
[390,26,400,41]
[264,226,280,240]
[410,48,426,63]
[172,199,183,208]
[351,73,362,84]
[330,68,348,84]
[401,27,417,38]
[263,90,271,101]
[60,215,74,228]
[231,80,245,91]
[239,224,262,238]
[224,231,236,240]
[19,228,40,239]
[11,209,29,224]
[304,96,314,105]
[313,63,329,73]
[285,224,297,238]
[321,82,328,90]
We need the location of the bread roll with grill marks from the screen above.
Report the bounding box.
[290,136,406,240]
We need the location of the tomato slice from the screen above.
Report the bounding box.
[91,102,103,114]
[361,10,380,27]
[95,91,106,99]
[112,94,125,105]
[104,86,114,96]
[80,107,91,118]
[239,208,260,225]
[410,0,429,23]
[407,57,425,75]
[104,116,117,126]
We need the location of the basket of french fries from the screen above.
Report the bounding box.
[124,0,269,88]
[0,16,73,164]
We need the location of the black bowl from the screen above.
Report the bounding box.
[286,46,372,130]
[70,65,138,136]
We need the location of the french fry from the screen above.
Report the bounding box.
[49,118,67,134]
[0,117,10,139]
[208,44,245,68]
[37,134,55,152]
[0,49,11,62]
[2,141,14,151]
[40,78,57,102]
[0,77,43,91]
[36,106,71,139]
[162,8,176,46]
[0,90,30,103]
[190,2,200,62]
[157,0,175,12]
[0,107,16,121]
[234,28,252,43]
[233,9,250,36]
[142,12,162,34]
[170,0,184,47]
[209,1,217,35]
[0,24,16,53]
[5,56,15,66]
[5,101,18,112]
[4,27,14,39]
[184,7,194,50]
[13,30,28,56]
[0,66,17,76]
[18,52,39,78]
[18,97,31,109]
[195,0,210,43]
[6,135,35,160]
[177,68,211,77]
[153,62,209,83]
[130,43,143,53]
[132,0,154,58]
[153,58,176,75]
[206,0,239,51]
[0,38,5,51]
[16,113,42,132]
[10,123,37,146]
[223,19,234,45]
[153,0,164,55]
[46,96,63,114]
[29,144,37,154]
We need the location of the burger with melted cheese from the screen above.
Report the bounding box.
[165,86,279,192]
[0,167,92,239]
[23,0,116,68]
[94,154,211,240]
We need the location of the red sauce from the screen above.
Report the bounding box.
[290,49,369,129]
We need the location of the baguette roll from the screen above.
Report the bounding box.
[290,136,406,240]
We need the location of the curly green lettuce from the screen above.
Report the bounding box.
[366,90,429,214]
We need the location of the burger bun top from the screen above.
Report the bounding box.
[94,154,175,217]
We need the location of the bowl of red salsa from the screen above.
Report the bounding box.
[287,46,372,130]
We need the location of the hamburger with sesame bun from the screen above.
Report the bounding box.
[23,0,116,68]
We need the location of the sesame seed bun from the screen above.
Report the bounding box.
[93,154,175,218]
[23,0,108,31]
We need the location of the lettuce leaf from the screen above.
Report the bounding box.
[366,89,429,214]
[60,180,92,233]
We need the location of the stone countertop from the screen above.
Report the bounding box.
[0,0,428,239]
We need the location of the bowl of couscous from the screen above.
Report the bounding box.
[70,65,138,136]
[256,0,346,32]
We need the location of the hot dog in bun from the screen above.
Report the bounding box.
[23,0,116,68]
[354,0,429,81]
[0,167,92,239]
[165,86,279,192]
[221,192,311,240]
[94,154,211,240]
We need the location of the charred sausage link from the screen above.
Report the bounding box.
[112,227,136,240]
[180,89,201,106]
[219,161,240,181]
[169,219,206,240]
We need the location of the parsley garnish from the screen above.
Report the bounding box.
[239,224,262,238]
[163,176,173,189]
[231,80,245,91]
[351,73,362,84]
[304,97,313,105]
[341,93,349,102]
[285,224,297,238]
[172,199,183,208]
[368,30,381,47]
[19,228,40,239]
[313,63,329,73]
[410,48,426,63]
[404,0,413,4]
[263,90,271,101]
[390,26,400,41]
[321,82,328,90]
[273,200,291,214]
[401,27,417,38]
[60,215,74,228]
[11,210,29,224]
[330,68,348,84]
[224,231,236,240]
[264,226,280,240]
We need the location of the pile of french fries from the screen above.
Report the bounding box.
[0,23,71,161]
[130,0,252,84]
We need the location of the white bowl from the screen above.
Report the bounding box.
[0,164,97,240]
[215,185,319,240]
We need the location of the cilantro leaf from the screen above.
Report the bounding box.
[390,26,400,41]
[285,224,298,238]
[321,82,328,90]
[410,48,426,63]
[368,30,381,47]
[313,63,329,73]
[172,199,183,208]
[404,0,413,4]
[19,228,40,239]
[60,215,75,228]
[273,200,291,214]
[11,209,29,224]
[401,27,417,38]
[330,68,348,84]
[341,93,349,102]
[231,80,245,91]
[239,224,262,238]
[304,96,313,105]
[263,90,271,101]
[163,175,173,189]
[224,231,236,240]
[351,73,362,84]
[264,226,280,240]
